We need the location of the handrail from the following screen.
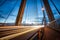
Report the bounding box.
[46,27,60,33]
[27,31,38,40]
[28,27,45,40]
[46,18,60,33]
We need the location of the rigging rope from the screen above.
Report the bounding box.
[0,14,6,19]
[0,0,7,19]
[35,0,38,16]
[50,0,60,15]
[3,0,18,25]
[24,0,28,23]
[25,0,38,24]
[33,0,39,23]
[0,0,6,6]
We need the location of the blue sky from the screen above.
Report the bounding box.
[0,0,60,24]
[0,0,21,23]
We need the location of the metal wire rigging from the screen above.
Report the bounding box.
[3,0,18,25]
[50,0,60,15]
[0,0,6,6]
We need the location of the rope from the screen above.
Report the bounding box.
[50,0,60,15]
[35,0,39,20]
[40,0,44,25]
[24,0,28,22]
[35,0,38,16]
[0,0,6,6]
[0,0,7,19]
[33,0,39,23]
[3,0,18,25]
[0,14,6,19]
[25,0,38,24]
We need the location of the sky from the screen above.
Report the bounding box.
[0,0,60,24]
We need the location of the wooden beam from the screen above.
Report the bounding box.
[15,0,26,26]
